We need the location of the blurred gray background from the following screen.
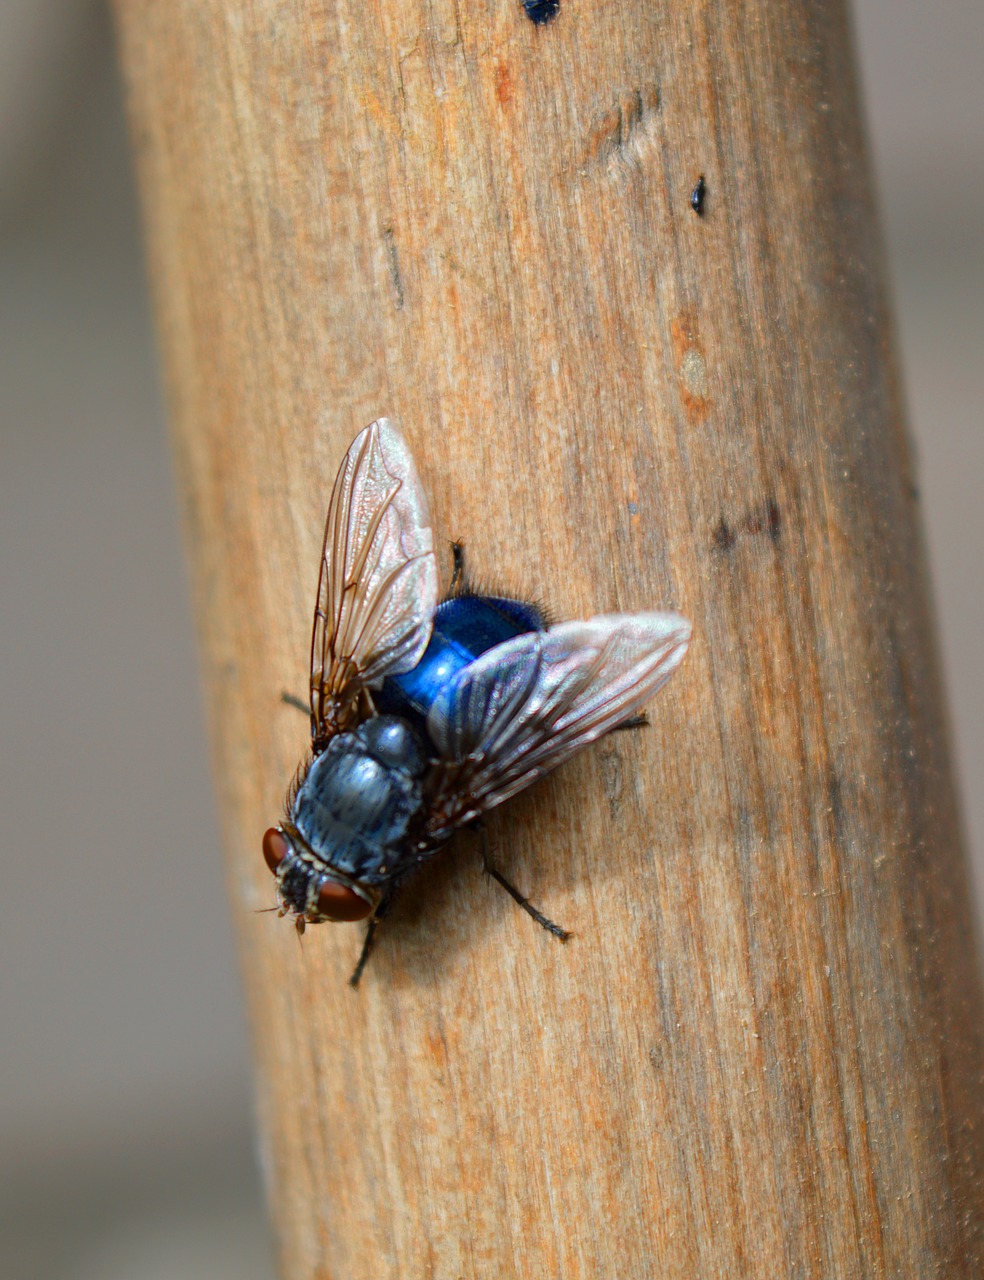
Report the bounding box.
[1,2,981,1275]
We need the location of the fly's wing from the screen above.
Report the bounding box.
[310,419,438,741]
[424,612,690,832]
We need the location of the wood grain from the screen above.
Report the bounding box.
[113,1,984,1275]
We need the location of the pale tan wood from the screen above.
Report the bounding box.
[113,2,984,1275]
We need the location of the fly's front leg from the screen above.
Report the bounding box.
[349,919,378,988]
[482,854,571,942]
[349,887,398,987]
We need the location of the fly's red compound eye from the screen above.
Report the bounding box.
[316,879,374,922]
[262,828,289,875]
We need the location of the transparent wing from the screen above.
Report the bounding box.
[310,419,438,741]
[424,612,691,831]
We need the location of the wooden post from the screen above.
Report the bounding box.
[113,2,984,1275]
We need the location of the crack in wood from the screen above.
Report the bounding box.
[581,85,661,177]
[382,224,404,311]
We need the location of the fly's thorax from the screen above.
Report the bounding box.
[288,715,428,885]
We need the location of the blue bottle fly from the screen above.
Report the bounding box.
[262,420,690,984]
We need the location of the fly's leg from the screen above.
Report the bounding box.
[448,540,466,594]
[483,855,571,942]
[349,919,378,988]
[281,691,309,715]
[349,888,398,988]
[611,713,648,733]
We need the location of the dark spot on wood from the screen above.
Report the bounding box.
[713,518,737,552]
[741,498,782,541]
[713,501,783,552]
[691,174,706,215]
[494,63,514,106]
[827,769,846,848]
[383,225,404,310]
[649,1043,664,1072]
[524,0,559,23]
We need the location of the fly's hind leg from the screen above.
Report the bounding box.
[482,854,571,942]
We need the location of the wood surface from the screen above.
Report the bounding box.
[113,1,984,1275]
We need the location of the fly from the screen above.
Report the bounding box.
[263,419,691,984]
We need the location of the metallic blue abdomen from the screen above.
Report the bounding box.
[378,595,545,738]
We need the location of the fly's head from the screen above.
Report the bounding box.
[261,824,380,929]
